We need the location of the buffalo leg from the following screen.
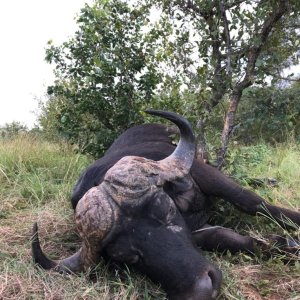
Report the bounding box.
[192,225,300,256]
[191,161,300,228]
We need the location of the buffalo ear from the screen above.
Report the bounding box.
[164,178,196,212]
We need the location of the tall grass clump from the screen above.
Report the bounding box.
[226,140,300,209]
[0,134,90,216]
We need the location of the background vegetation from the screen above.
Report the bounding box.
[39,0,300,165]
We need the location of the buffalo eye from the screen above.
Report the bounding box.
[148,194,177,224]
[111,252,140,264]
[105,238,143,265]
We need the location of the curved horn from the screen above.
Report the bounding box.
[31,223,83,273]
[31,186,118,273]
[145,110,196,177]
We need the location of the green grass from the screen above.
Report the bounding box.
[0,134,299,299]
[226,141,300,208]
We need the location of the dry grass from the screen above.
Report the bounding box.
[233,264,300,300]
[0,135,299,299]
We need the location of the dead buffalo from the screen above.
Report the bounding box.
[32,110,300,300]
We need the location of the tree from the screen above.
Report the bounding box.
[142,0,300,166]
[42,0,300,161]
[43,0,159,157]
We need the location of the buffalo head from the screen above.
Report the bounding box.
[31,110,222,300]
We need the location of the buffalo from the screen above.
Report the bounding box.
[32,110,300,300]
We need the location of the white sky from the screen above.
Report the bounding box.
[0,0,92,128]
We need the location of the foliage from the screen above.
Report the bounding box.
[41,0,300,159]
[237,82,300,143]
[0,121,28,138]
[141,0,300,165]
[38,97,66,142]
[143,0,300,102]
[42,0,159,157]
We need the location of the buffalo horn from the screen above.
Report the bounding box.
[145,110,196,179]
[31,223,83,273]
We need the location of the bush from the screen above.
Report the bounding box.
[236,83,300,143]
[0,122,28,138]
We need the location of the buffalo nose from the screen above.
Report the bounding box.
[187,265,222,300]
[194,268,221,300]
[170,266,222,300]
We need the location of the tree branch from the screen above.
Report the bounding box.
[196,119,209,162]
[274,76,300,82]
[219,0,232,79]
[225,0,248,10]
[240,0,289,90]
[269,69,300,82]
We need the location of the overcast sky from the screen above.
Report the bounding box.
[0,0,92,128]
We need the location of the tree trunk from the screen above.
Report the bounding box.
[216,90,242,168]
[196,119,209,162]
